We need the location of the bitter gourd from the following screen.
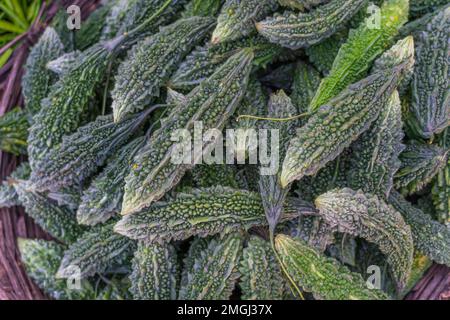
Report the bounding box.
[348,91,405,198]
[22,27,64,118]
[75,3,113,51]
[0,107,29,156]
[410,0,449,17]
[182,0,224,17]
[256,0,366,49]
[57,222,136,279]
[115,187,308,243]
[169,36,280,92]
[129,242,179,300]
[191,164,243,189]
[275,234,388,300]
[18,239,95,300]
[178,233,243,300]
[13,181,84,244]
[258,91,298,232]
[0,162,31,208]
[280,57,410,188]
[309,0,409,111]
[112,17,215,122]
[389,191,450,266]
[211,0,279,44]
[315,188,414,290]
[408,7,450,140]
[100,0,131,41]
[77,137,146,226]
[277,0,329,11]
[239,236,286,300]
[30,111,150,192]
[395,141,449,195]
[432,130,450,223]
[121,49,254,215]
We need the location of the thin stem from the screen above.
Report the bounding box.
[237,112,310,123]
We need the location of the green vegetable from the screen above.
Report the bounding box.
[408,6,450,140]
[178,233,243,299]
[389,191,450,266]
[348,90,404,197]
[29,111,150,193]
[395,141,449,195]
[212,0,279,44]
[75,3,113,51]
[112,17,215,122]
[57,222,136,279]
[129,242,179,300]
[0,107,29,155]
[309,0,409,111]
[432,130,450,223]
[256,0,366,49]
[115,187,307,242]
[290,61,321,113]
[14,181,84,244]
[77,137,146,226]
[315,188,414,290]
[280,56,410,188]
[0,162,30,208]
[22,27,64,118]
[239,236,285,300]
[122,49,254,215]
[277,0,329,11]
[182,0,224,17]
[275,234,388,300]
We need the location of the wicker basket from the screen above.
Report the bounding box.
[0,0,448,300]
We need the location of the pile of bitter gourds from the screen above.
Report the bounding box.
[0,0,449,300]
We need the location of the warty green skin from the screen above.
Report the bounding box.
[121,49,255,215]
[315,188,414,291]
[410,0,449,17]
[115,187,312,243]
[280,59,409,188]
[211,0,279,44]
[182,0,224,17]
[22,27,64,118]
[47,186,82,211]
[18,239,97,300]
[305,29,347,76]
[309,0,409,111]
[14,181,84,244]
[169,36,280,92]
[432,130,450,223]
[277,0,329,11]
[409,7,450,140]
[399,4,450,39]
[275,234,388,300]
[27,44,110,171]
[180,237,209,289]
[112,17,215,122]
[286,215,335,252]
[56,222,136,279]
[178,233,243,300]
[258,91,298,232]
[256,0,366,50]
[29,112,148,192]
[0,107,29,156]
[0,162,31,208]
[348,91,405,198]
[395,141,449,195]
[290,61,321,114]
[389,190,450,266]
[191,164,244,189]
[130,242,179,300]
[239,236,285,300]
[77,137,146,226]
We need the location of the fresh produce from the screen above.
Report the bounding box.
[0,0,446,301]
